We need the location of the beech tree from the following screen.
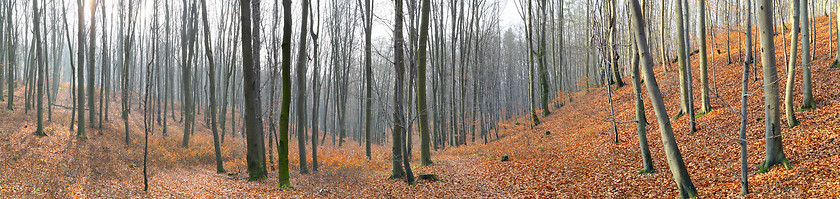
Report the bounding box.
[33,0,47,137]
[238,0,268,181]
[758,0,791,173]
[628,0,697,197]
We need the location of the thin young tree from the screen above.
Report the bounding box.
[390,0,407,180]
[122,0,138,146]
[33,0,47,137]
[200,0,226,173]
[76,0,87,139]
[294,0,311,174]
[361,0,373,160]
[785,0,800,127]
[800,0,817,110]
[629,29,652,174]
[87,0,97,128]
[698,0,711,114]
[417,0,433,166]
[758,0,791,173]
[4,0,13,111]
[832,0,840,68]
[674,0,688,117]
[142,40,157,192]
[393,0,414,184]
[180,0,197,148]
[310,0,322,171]
[238,0,268,181]
[628,0,697,197]
[276,0,294,187]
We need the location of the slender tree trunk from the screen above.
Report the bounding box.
[629,30,652,173]
[786,0,801,127]
[294,0,310,174]
[76,0,87,139]
[200,0,226,174]
[629,1,697,197]
[363,0,373,160]
[33,0,47,137]
[698,0,711,114]
[537,0,551,116]
[276,0,293,186]
[800,0,817,109]
[659,0,668,70]
[417,0,433,166]
[390,0,407,180]
[88,0,97,129]
[832,0,840,68]
[674,0,689,118]
[239,0,268,182]
[739,12,752,196]
[311,0,322,171]
[4,0,13,111]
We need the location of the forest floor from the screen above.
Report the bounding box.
[2,15,840,199]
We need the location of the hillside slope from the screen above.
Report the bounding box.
[1,15,839,199]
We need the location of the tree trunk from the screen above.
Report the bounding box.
[786,0,801,127]
[390,0,407,180]
[294,0,310,174]
[417,0,433,166]
[629,1,697,197]
[363,0,373,160]
[758,0,791,173]
[311,0,322,171]
[276,0,293,186]
[537,0,551,116]
[76,0,87,139]
[674,0,688,118]
[200,0,226,174]
[629,30,652,173]
[238,0,268,182]
[833,0,840,68]
[698,0,711,114]
[87,0,97,129]
[800,0,817,109]
[33,0,47,137]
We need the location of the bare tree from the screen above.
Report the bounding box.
[238,0,268,181]
[758,0,791,173]
[629,0,697,197]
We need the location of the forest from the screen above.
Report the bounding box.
[0,0,838,198]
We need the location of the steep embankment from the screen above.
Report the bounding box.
[444,14,840,198]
